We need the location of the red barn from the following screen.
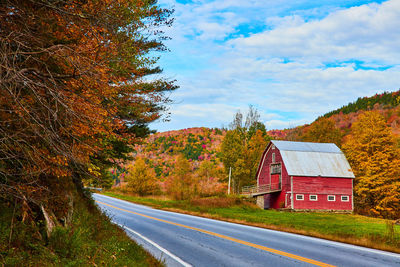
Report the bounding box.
[248,140,354,211]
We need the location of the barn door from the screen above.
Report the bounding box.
[285,194,291,208]
[271,174,280,190]
[270,163,281,190]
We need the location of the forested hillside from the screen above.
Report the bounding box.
[324,90,400,118]
[269,90,400,140]
[115,127,228,198]
[117,107,271,197]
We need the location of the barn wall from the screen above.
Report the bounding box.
[258,145,291,209]
[292,176,353,210]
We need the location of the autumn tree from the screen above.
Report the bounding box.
[126,158,158,196]
[196,160,225,196]
[246,130,268,180]
[165,156,198,200]
[343,111,400,218]
[0,0,176,234]
[302,117,343,146]
[221,107,270,193]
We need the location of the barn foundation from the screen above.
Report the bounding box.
[256,195,265,209]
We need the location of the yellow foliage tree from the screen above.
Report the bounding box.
[221,129,269,193]
[302,117,343,146]
[343,111,400,218]
[126,158,158,196]
[246,130,268,180]
[165,156,198,200]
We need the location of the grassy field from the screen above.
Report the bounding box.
[0,194,163,266]
[103,191,400,253]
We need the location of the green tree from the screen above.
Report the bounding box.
[221,107,270,193]
[126,158,158,196]
[343,111,400,218]
[221,129,245,182]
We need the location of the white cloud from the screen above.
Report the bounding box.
[230,0,400,64]
[154,0,400,132]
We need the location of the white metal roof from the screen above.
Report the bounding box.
[272,140,342,153]
[271,140,355,178]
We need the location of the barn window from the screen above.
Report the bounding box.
[272,144,275,150]
[272,153,275,163]
[341,196,349,202]
[309,195,318,201]
[327,195,335,201]
[270,163,281,174]
[296,194,304,200]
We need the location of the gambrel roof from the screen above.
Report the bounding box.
[271,140,355,178]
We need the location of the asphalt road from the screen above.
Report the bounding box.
[93,194,400,267]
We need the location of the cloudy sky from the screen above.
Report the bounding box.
[151,0,400,132]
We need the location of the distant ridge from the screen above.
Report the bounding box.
[322,90,400,118]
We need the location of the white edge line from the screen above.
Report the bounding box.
[116,223,192,267]
[95,194,400,259]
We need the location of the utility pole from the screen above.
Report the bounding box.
[228,167,231,195]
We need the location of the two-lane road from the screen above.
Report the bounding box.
[94,194,400,267]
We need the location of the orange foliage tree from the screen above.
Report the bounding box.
[165,156,198,200]
[343,111,400,218]
[0,0,175,229]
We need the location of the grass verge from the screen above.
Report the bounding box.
[0,193,163,266]
[103,191,400,254]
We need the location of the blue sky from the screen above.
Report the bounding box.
[151,0,399,131]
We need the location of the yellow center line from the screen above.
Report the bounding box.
[96,200,335,267]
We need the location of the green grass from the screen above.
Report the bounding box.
[0,194,163,266]
[103,191,400,253]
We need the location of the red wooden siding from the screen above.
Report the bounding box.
[292,176,352,210]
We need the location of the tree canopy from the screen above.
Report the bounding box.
[221,107,270,193]
[0,0,176,227]
[301,117,343,147]
[343,111,400,218]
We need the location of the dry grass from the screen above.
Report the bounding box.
[190,196,257,209]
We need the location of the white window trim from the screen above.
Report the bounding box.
[327,195,335,202]
[272,152,275,163]
[309,195,318,201]
[341,195,349,202]
[296,194,304,201]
